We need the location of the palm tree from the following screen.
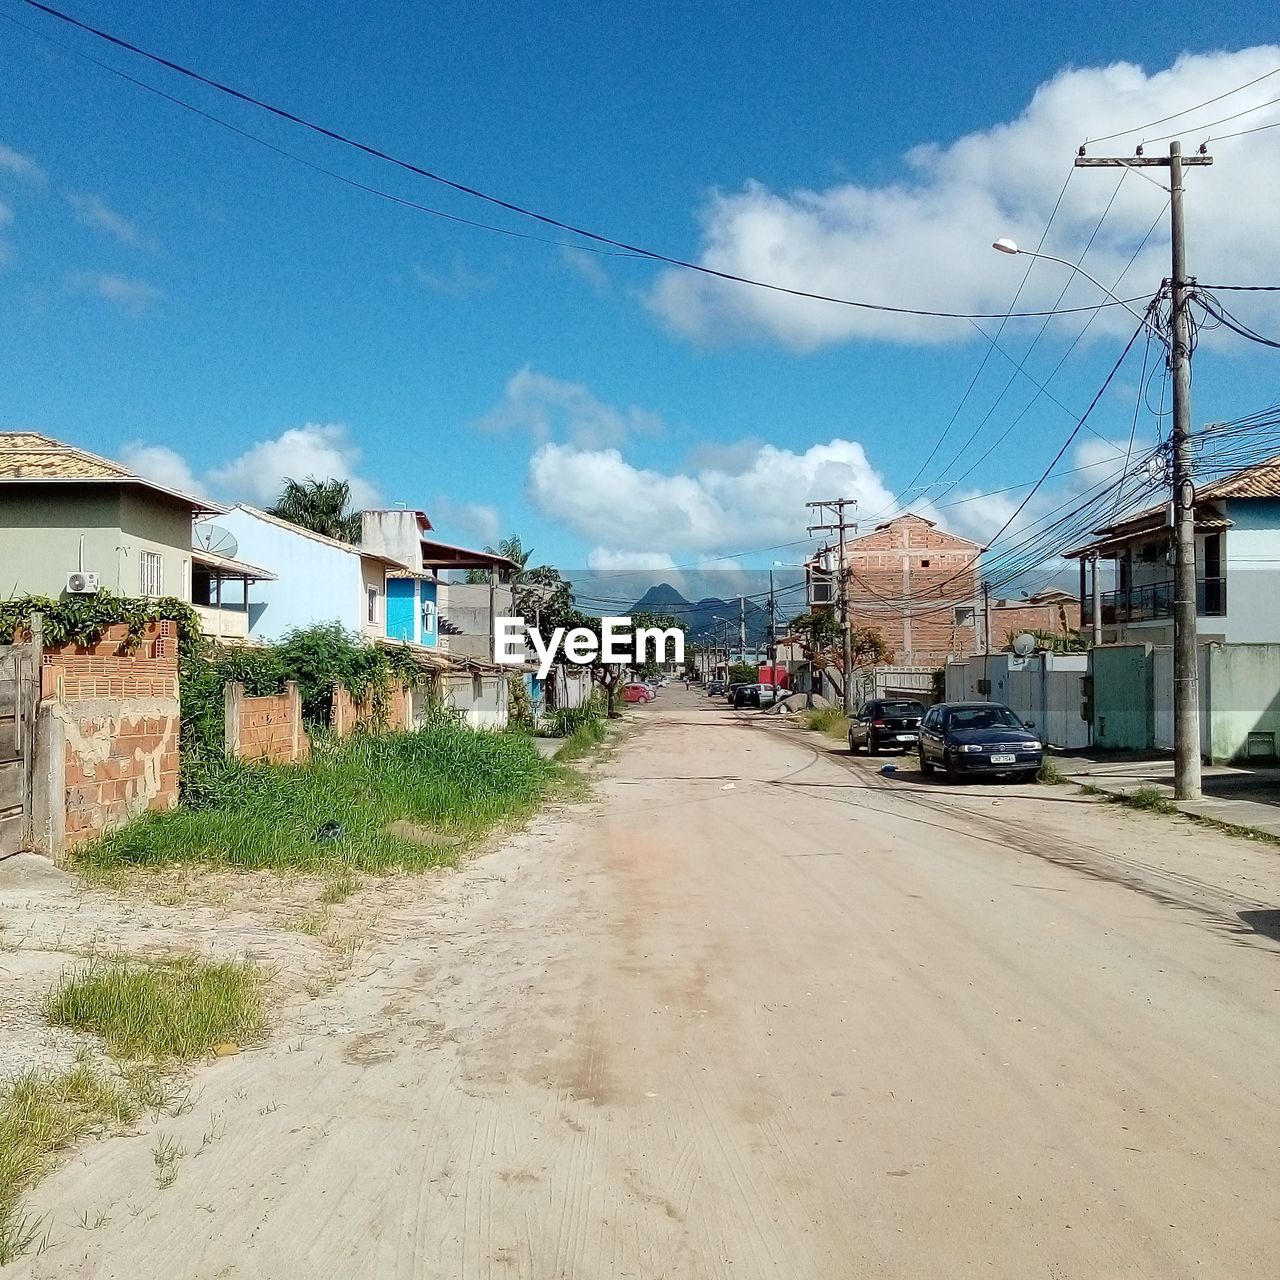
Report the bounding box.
[465,535,533,584]
[269,477,363,542]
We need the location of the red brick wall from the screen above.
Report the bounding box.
[226,682,308,764]
[330,682,412,736]
[42,621,181,849]
[990,598,1083,644]
[840,516,980,665]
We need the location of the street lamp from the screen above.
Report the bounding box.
[991,238,1168,348]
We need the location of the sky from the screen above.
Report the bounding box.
[2,0,1279,591]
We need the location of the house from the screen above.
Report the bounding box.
[810,514,983,666]
[1066,455,1280,646]
[0,431,219,602]
[214,505,415,644]
[988,588,1082,646]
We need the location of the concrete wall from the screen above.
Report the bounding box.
[944,653,1090,749]
[330,681,414,736]
[361,509,424,571]
[217,508,367,640]
[443,671,508,729]
[34,622,181,855]
[1204,644,1280,761]
[438,581,513,661]
[0,484,194,600]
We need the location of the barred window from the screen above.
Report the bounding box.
[140,550,163,597]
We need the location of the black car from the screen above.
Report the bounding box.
[917,701,1043,783]
[847,698,926,755]
[706,679,726,696]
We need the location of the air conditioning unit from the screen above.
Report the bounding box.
[66,571,100,595]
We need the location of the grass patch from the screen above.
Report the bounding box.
[45,955,265,1061]
[0,1057,138,1264]
[1119,785,1178,813]
[1038,758,1066,785]
[799,707,849,739]
[74,721,559,874]
[553,717,607,763]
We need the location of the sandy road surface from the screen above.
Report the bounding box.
[10,688,1280,1279]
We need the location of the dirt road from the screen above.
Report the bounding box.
[13,688,1280,1278]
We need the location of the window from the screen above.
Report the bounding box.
[421,599,437,633]
[367,585,378,624]
[1140,540,1161,563]
[954,606,975,626]
[920,559,930,568]
[139,550,163,597]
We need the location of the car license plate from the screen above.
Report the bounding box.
[990,753,1016,765]
[896,733,915,741]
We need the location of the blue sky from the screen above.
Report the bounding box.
[2,0,1279,578]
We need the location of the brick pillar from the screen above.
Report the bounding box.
[224,682,244,758]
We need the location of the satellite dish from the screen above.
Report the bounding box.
[1012,633,1036,657]
[195,522,239,559]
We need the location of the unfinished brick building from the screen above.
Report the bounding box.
[821,514,983,666]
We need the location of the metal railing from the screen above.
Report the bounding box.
[1081,576,1226,625]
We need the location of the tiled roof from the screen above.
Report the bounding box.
[0,431,222,511]
[0,431,135,480]
[1198,454,1280,500]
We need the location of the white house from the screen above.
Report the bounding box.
[215,505,413,643]
[1068,455,1280,646]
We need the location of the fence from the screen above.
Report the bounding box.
[224,681,309,764]
[945,652,1091,750]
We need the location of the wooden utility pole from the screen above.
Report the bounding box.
[1075,141,1211,800]
[807,498,858,713]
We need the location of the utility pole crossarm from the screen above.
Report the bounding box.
[1074,155,1213,167]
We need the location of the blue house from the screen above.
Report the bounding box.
[386,571,439,648]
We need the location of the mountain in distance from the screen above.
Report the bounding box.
[629,583,773,646]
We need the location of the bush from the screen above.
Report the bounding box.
[800,707,849,738]
[545,697,605,739]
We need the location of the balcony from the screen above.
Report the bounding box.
[193,603,250,641]
[1081,577,1226,626]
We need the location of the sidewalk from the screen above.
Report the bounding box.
[1058,752,1280,839]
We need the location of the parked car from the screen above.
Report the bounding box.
[734,683,779,708]
[725,682,749,703]
[848,698,927,755]
[706,679,726,696]
[916,701,1043,782]
[624,682,654,704]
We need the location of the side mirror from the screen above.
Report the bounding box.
[1024,720,1035,729]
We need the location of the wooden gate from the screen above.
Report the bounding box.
[0,638,38,856]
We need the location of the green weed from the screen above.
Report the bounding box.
[1037,758,1065,785]
[800,707,849,739]
[1120,785,1178,813]
[74,722,558,874]
[45,955,265,1061]
[0,1057,138,1264]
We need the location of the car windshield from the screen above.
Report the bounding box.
[879,701,924,716]
[949,706,1024,731]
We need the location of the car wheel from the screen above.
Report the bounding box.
[918,747,933,775]
[848,731,860,754]
[867,736,880,757]
[944,751,961,784]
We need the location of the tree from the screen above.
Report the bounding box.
[269,477,363,543]
[465,535,533,585]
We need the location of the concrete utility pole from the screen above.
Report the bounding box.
[1075,141,1211,799]
[807,498,858,713]
[1090,552,1102,649]
[767,569,777,670]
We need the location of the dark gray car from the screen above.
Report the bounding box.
[917,701,1043,783]
[847,699,926,755]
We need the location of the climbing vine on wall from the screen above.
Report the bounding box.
[0,592,202,656]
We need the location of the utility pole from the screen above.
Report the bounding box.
[807,498,858,713]
[1075,141,1211,800]
[1090,552,1102,649]
[767,569,777,672]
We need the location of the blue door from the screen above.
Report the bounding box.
[386,578,417,641]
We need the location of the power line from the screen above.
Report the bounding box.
[1138,92,1280,147]
[18,0,1152,324]
[1207,116,1280,143]
[1083,64,1280,146]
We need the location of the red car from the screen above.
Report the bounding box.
[623,682,654,703]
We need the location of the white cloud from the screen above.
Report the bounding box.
[428,495,501,546]
[559,246,611,291]
[68,194,145,246]
[650,46,1280,347]
[68,271,161,314]
[0,141,44,183]
[209,424,380,508]
[529,437,898,558]
[585,548,679,571]
[119,443,200,495]
[412,253,492,297]
[478,366,664,448]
